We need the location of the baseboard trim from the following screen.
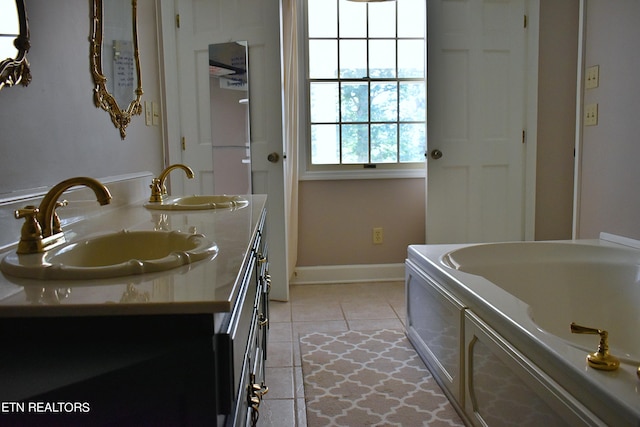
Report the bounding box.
[291,263,405,285]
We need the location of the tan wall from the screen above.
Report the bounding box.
[297,179,425,266]
[578,1,640,240]
[535,0,579,241]
[0,0,163,195]
[297,2,581,266]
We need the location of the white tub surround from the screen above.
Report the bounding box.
[0,172,269,426]
[406,235,640,427]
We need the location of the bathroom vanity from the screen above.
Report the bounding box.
[0,173,268,426]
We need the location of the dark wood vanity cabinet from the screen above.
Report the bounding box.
[0,208,269,427]
[217,207,270,427]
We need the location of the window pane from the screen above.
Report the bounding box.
[371,124,398,163]
[398,40,425,78]
[341,124,369,163]
[399,124,426,162]
[339,40,367,78]
[369,40,396,78]
[0,2,19,34]
[341,82,369,122]
[309,40,338,78]
[370,82,397,122]
[0,37,18,61]
[310,83,339,123]
[368,2,396,38]
[308,0,337,37]
[311,124,340,164]
[306,0,427,168]
[398,0,426,38]
[339,0,366,38]
[399,82,426,121]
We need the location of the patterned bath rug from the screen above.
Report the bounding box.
[300,329,464,427]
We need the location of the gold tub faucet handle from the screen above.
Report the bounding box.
[570,322,620,371]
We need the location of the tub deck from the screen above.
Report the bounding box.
[407,234,640,426]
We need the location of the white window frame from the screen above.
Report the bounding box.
[298,0,427,181]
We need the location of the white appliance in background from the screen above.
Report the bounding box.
[209,41,252,195]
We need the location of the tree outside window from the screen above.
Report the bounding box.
[306,0,426,169]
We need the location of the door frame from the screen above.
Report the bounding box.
[523,0,540,241]
[156,0,184,194]
[154,0,290,301]
[572,0,586,239]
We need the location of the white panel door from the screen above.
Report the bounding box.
[426,0,528,244]
[158,0,289,300]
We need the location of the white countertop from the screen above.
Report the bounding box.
[0,173,267,317]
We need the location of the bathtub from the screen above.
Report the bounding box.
[405,233,640,426]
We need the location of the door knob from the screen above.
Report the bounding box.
[430,149,443,160]
[267,152,280,163]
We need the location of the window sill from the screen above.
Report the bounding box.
[299,168,426,181]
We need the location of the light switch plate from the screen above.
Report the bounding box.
[144,101,152,126]
[585,65,599,89]
[585,103,598,126]
[152,102,160,126]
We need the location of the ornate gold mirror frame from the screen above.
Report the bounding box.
[89,0,143,139]
[0,0,31,91]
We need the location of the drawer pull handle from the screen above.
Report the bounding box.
[252,382,269,398]
[259,314,269,328]
[248,373,269,427]
[250,396,260,426]
[264,274,272,293]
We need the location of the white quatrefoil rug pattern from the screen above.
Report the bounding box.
[300,329,464,427]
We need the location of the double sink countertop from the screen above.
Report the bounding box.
[0,172,266,318]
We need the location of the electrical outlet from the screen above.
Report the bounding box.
[585,103,598,126]
[373,227,383,244]
[585,65,599,89]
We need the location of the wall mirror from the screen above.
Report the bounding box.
[0,0,31,91]
[209,41,252,194]
[90,0,142,139]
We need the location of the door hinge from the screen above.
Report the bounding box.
[522,130,526,144]
[524,14,527,28]
[181,136,186,151]
[176,14,180,28]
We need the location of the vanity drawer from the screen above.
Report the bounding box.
[230,294,265,427]
[216,255,258,414]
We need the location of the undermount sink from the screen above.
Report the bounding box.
[144,195,248,211]
[0,230,218,280]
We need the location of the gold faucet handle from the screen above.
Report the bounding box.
[15,206,40,221]
[14,206,44,254]
[570,322,620,371]
[51,200,69,234]
[149,178,164,202]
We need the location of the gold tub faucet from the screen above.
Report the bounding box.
[570,322,620,371]
[15,177,112,254]
[149,164,194,202]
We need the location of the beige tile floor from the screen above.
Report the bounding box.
[256,281,406,427]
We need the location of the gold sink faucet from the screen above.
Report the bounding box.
[149,164,194,202]
[14,177,112,254]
